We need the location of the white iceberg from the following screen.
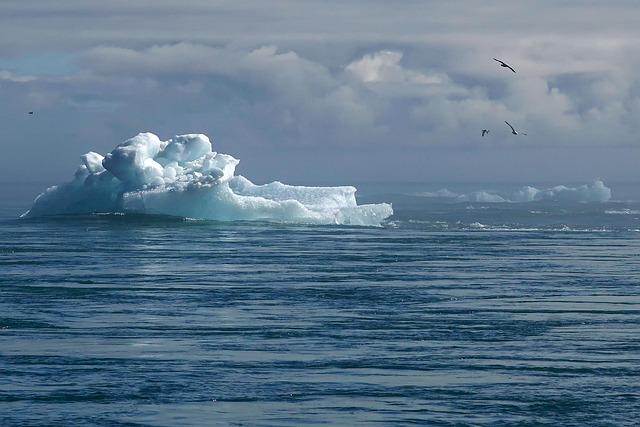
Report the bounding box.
[513,180,612,203]
[23,132,393,226]
[417,180,611,203]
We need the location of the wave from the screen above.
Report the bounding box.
[417,180,611,203]
[393,219,626,233]
[23,133,392,226]
[462,222,611,232]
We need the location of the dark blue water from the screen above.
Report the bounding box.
[2,182,640,426]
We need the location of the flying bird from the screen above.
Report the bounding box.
[505,121,526,135]
[493,58,516,73]
[28,111,34,115]
[482,129,489,137]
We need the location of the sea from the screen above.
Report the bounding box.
[1,181,639,426]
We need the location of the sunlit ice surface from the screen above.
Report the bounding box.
[22,132,392,226]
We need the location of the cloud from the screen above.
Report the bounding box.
[0,70,35,82]
[79,44,379,144]
[6,41,640,147]
[4,42,640,151]
[3,1,640,54]
[346,50,441,85]
[1,1,640,182]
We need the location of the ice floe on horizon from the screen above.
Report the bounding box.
[604,208,640,215]
[416,180,612,203]
[23,132,393,226]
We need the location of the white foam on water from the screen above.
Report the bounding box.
[23,132,393,226]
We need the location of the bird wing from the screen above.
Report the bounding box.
[505,121,516,132]
[494,58,516,72]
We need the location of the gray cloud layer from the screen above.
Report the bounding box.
[0,1,638,183]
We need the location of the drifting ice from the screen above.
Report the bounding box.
[419,180,611,203]
[23,133,393,226]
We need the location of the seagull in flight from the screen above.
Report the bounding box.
[505,121,526,135]
[481,129,489,137]
[493,58,516,73]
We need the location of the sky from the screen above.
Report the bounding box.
[0,0,639,184]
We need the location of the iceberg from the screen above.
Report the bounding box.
[23,132,393,226]
[417,180,611,203]
[512,180,611,203]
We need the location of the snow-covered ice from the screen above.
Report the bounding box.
[23,132,393,226]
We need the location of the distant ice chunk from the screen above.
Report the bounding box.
[465,191,507,203]
[23,132,393,226]
[417,180,611,203]
[532,180,611,203]
[605,209,640,215]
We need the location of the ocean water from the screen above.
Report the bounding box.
[1,181,640,426]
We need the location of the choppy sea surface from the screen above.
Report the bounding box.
[1,181,639,426]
